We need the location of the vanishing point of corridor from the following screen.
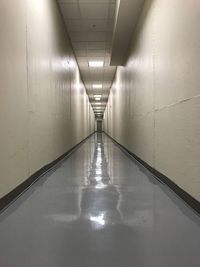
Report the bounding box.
[0,134,200,267]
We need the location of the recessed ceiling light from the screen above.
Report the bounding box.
[93,84,102,89]
[89,61,104,67]
[95,97,101,101]
[94,94,101,97]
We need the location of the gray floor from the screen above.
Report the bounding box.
[0,133,200,267]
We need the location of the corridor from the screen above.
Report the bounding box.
[0,133,199,267]
[1,0,200,265]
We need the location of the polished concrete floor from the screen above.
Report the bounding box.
[0,133,200,267]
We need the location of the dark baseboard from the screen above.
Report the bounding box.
[104,132,200,215]
[0,133,94,213]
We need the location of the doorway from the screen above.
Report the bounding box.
[97,120,102,132]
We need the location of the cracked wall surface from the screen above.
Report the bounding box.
[104,0,200,201]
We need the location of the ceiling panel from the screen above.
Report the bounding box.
[58,0,116,4]
[86,42,106,49]
[83,19,108,31]
[58,0,117,117]
[60,3,80,19]
[64,19,81,31]
[80,3,109,19]
[70,31,107,42]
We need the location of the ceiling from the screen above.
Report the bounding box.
[58,0,117,117]
[110,0,145,65]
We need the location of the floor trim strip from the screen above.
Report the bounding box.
[0,133,95,213]
[105,132,200,215]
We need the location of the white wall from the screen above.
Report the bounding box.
[104,0,200,201]
[0,0,95,198]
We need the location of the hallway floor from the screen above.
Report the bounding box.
[0,133,200,267]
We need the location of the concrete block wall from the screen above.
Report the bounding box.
[104,0,200,201]
[0,0,95,198]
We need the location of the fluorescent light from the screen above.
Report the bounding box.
[95,97,101,101]
[94,95,101,97]
[93,84,102,89]
[89,61,104,67]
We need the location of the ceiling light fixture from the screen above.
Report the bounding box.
[95,97,101,101]
[93,84,102,89]
[89,61,104,67]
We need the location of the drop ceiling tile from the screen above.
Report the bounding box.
[64,19,81,31]
[86,42,106,50]
[76,56,88,62]
[87,32,107,42]
[86,50,106,57]
[58,0,77,3]
[70,32,106,42]
[66,19,111,32]
[102,81,112,87]
[107,66,116,72]
[58,0,117,110]
[60,3,80,19]
[82,19,108,32]
[79,0,111,3]
[72,42,87,50]
[89,68,104,76]
[103,67,116,76]
[91,100,107,104]
[80,3,109,19]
